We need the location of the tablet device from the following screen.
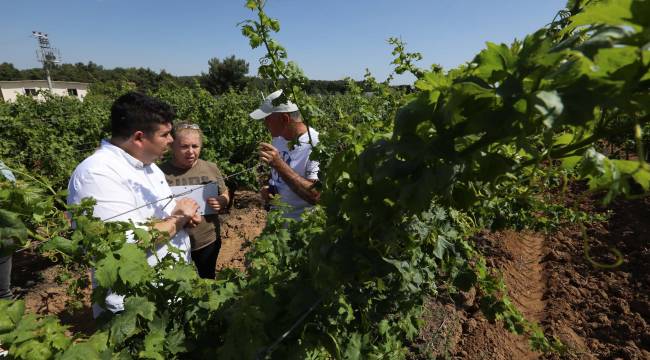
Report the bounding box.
[170,183,219,215]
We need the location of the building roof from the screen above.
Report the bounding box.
[0,80,90,87]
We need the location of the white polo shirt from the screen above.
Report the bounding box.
[67,139,191,316]
[269,127,319,220]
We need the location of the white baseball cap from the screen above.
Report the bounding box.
[249,89,299,120]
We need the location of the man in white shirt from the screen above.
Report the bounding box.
[0,161,17,301]
[67,92,201,317]
[250,90,320,220]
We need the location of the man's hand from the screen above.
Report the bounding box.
[174,198,202,228]
[172,198,200,219]
[154,198,202,239]
[259,142,282,168]
[187,211,202,228]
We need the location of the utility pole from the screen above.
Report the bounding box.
[32,31,60,91]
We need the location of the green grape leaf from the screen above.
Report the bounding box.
[109,296,155,345]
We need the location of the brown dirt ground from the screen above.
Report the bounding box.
[460,230,547,360]
[540,196,650,360]
[412,231,548,360]
[10,190,267,336]
[411,194,650,360]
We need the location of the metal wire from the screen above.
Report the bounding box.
[103,163,264,221]
[14,163,264,253]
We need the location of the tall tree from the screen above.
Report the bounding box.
[200,55,249,95]
[0,63,21,80]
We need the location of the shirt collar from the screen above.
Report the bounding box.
[297,127,314,145]
[100,139,146,169]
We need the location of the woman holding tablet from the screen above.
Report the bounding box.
[160,123,229,279]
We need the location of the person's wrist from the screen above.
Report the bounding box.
[266,155,277,167]
[171,213,190,226]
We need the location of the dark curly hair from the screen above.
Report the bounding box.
[110,92,176,139]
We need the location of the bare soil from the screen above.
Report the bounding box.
[541,196,650,359]
[412,231,548,360]
[411,195,650,360]
[216,190,267,271]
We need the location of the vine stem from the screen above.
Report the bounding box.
[15,229,49,254]
[254,0,315,147]
[259,297,323,359]
[1,164,67,207]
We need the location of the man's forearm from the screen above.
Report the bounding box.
[151,215,189,243]
[273,161,319,205]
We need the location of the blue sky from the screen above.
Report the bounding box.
[1,0,568,84]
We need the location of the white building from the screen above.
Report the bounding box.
[0,80,89,102]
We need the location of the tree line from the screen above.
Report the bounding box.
[0,56,391,95]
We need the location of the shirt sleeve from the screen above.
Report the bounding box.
[209,162,228,195]
[68,170,150,245]
[0,161,16,183]
[304,151,319,181]
[68,169,140,223]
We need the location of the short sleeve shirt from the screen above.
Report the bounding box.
[159,159,228,251]
[269,127,319,219]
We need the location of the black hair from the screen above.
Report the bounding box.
[110,92,176,139]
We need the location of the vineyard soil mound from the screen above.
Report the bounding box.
[411,231,547,360]
[541,196,650,359]
[411,196,650,359]
[460,230,546,360]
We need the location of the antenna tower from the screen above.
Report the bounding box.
[32,31,61,91]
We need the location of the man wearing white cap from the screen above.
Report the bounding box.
[250,89,320,220]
